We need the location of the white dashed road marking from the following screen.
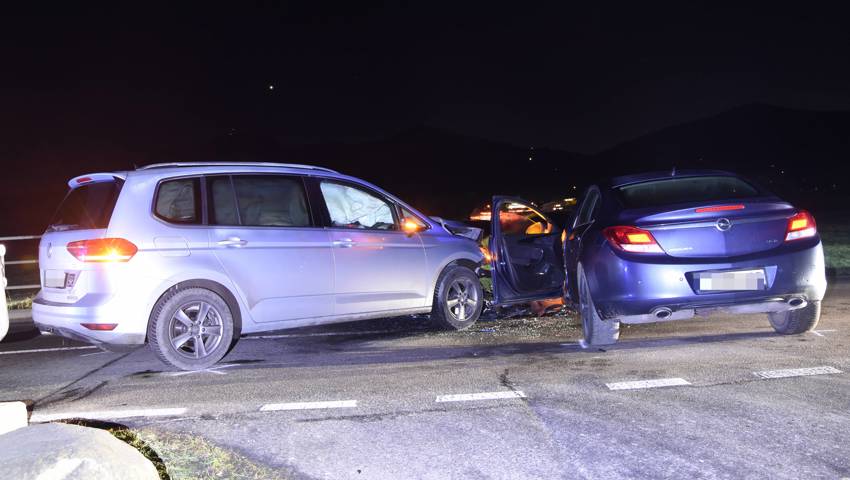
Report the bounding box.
[166,364,239,377]
[606,378,692,391]
[259,400,358,412]
[811,329,837,337]
[31,407,188,423]
[435,391,527,402]
[0,346,98,355]
[753,366,842,379]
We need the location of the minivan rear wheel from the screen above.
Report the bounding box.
[577,263,620,347]
[148,287,235,371]
[430,265,483,330]
[768,301,821,334]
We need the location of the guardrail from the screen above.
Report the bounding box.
[0,235,41,292]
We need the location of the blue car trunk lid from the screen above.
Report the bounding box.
[622,200,795,258]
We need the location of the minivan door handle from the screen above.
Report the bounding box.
[217,237,248,248]
[333,238,355,248]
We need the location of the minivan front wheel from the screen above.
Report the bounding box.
[577,263,620,347]
[149,288,235,371]
[430,265,484,330]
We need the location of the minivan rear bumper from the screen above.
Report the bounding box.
[590,241,827,321]
[32,293,146,347]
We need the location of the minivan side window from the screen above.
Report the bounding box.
[208,176,239,226]
[319,181,397,230]
[232,175,311,227]
[155,178,201,224]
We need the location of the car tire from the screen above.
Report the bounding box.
[430,265,484,330]
[577,263,619,346]
[768,300,821,334]
[148,287,235,371]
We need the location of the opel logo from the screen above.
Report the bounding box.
[716,218,732,232]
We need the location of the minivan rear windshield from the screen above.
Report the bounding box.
[49,179,124,231]
[615,176,761,209]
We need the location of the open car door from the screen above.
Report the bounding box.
[490,196,566,306]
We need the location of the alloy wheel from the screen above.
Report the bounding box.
[446,277,479,321]
[168,301,224,359]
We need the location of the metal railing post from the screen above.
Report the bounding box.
[1,244,9,341]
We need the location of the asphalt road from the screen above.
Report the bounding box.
[2,283,850,479]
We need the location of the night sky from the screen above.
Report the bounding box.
[2,2,850,233]
[4,3,850,153]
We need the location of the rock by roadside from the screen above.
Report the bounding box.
[0,423,158,480]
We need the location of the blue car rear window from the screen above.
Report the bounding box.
[616,176,761,209]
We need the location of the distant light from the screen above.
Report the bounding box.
[268,85,275,90]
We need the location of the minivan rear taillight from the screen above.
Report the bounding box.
[603,226,664,254]
[784,210,817,242]
[67,238,138,262]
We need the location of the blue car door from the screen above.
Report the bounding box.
[489,196,566,306]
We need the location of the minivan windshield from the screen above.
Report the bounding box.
[48,179,123,231]
[615,176,762,209]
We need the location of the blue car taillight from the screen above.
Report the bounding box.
[603,226,664,254]
[784,210,817,242]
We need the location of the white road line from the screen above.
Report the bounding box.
[259,400,358,412]
[80,351,110,357]
[753,366,842,379]
[0,346,98,356]
[811,329,836,337]
[31,407,188,423]
[245,330,399,340]
[606,378,692,391]
[435,391,527,402]
[166,364,239,377]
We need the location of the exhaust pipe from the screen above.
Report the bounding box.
[787,297,806,308]
[652,307,673,320]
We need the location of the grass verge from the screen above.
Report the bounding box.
[118,428,289,480]
[6,295,33,310]
[59,419,286,480]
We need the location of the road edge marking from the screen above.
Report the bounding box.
[606,378,692,391]
[0,346,98,355]
[435,391,527,402]
[259,400,358,412]
[30,407,188,423]
[753,366,842,379]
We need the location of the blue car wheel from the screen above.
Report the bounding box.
[577,263,619,347]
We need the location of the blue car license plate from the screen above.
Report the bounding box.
[697,269,766,291]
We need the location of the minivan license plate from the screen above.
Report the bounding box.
[44,270,66,288]
[697,269,765,291]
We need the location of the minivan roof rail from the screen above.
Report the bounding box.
[137,162,339,173]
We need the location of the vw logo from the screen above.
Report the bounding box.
[716,218,732,232]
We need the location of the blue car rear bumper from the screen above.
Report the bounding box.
[589,240,827,321]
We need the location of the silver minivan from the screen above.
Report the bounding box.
[33,163,485,370]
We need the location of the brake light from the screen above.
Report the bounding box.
[67,238,138,262]
[76,177,93,184]
[784,210,817,242]
[695,204,745,213]
[603,226,664,254]
[81,323,118,331]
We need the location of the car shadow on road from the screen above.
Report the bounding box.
[223,328,781,372]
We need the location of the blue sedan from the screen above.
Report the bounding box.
[489,170,827,346]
